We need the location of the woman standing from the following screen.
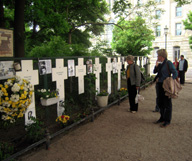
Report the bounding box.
[126,55,141,113]
[154,49,178,127]
[173,57,179,78]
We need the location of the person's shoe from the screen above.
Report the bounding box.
[160,122,170,128]
[154,120,164,124]
[131,111,137,114]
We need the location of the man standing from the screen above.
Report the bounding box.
[178,55,188,85]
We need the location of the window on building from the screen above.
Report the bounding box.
[175,23,182,35]
[156,10,161,19]
[154,47,159,58]
[176,7,182,17]
[155,26,161,37]
[173,47,180,60]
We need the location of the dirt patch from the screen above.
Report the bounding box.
[20,83,192,161]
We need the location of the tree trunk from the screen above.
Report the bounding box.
[68,31,72,44]
[0,0,5,28]
[14,0,25,57]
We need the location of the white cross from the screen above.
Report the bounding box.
[75,58,86,94]
[106,57,112,94]
[52,59,68,116]
[93,58,101,94]
[0,33,8,46]
[116,57,122,90]
[16,60,39,125]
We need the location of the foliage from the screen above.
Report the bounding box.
[174,0,192,6]
[37,88,59,99]
[0,76,33,123]
[79,73,97,109]
[183,11,192,51]
[118,88,128,97]
[25,117,44,143]
[26,36,93,57]
[56,114,70,125]
[97,90,109,96]
[0,142,15,161]
[113,0,164,27]
[112,17,155,56]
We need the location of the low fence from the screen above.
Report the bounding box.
[0,56,151,160]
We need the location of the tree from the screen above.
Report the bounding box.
[113,0,165,28]
[111,17,155,56]
[174,0,192,6]
[14,0,25,57]
[183,11,192,50]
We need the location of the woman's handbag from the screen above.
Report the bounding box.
[163,61,182,99]
[163,77,182,99]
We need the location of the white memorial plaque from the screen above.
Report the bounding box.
[112,58,118,74]
[16,60,39,125]
[52,59,68,116]
[106,57,112,94]
[93,58,101,94]
[75,58,86,94]
[86,59,93,74]
[0,61,15,80]
[117,57,122,90]
[68,60,75,77]
[38,59,52,75]
[26,108,36,125]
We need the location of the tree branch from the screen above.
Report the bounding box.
[71,22,123,32]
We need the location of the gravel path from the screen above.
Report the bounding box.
[20,82,192,161]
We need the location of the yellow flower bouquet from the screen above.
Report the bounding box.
[118,88,128,97]
[0,76,33,123]
[56,114,70,126]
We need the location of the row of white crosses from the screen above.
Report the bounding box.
[14,57,124,125]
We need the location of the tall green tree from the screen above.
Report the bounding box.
[175,0,192,6]
[14,0,25,57]
[24,0,109,46]
[183,11,192,50]
[111,17,155,56]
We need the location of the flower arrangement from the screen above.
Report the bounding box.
[118,88,128,97]
[97,90,109,96]
[56,114,70,125]
[0,76,33,123]
[37,89,59,99]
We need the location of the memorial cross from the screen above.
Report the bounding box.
[93,58,101,94]
[116,57,122,90]
[52,59,68,116]
[106,57,112,94]
[75,58,86,94]
[16,60,39,125]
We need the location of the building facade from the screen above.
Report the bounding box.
[150,0,192,73]
[104,0,192,73]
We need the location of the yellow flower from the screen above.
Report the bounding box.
[17,112,23,118]
[20,85,24,90]
[12,103,16,108]
[4,92,8,96]
[4,108,11,113]
[11,113,17,117]
[2,88,6,93]
[5,97,9,101]
[5,84,9,88]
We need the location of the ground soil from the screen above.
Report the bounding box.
[20,82,192,161]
